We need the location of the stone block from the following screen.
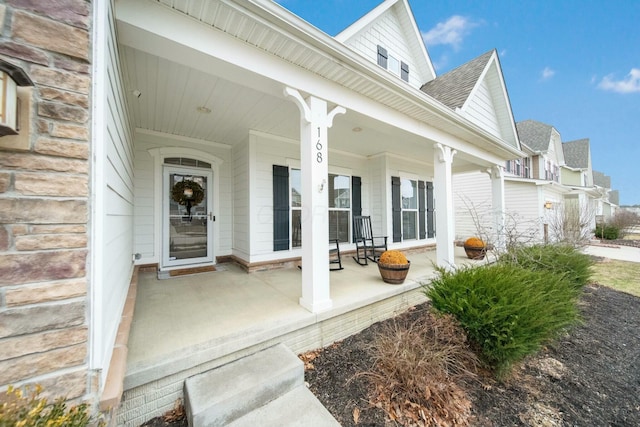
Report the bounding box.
[0,343,87,385]
[0,325,87,359]
[0,5,5,35]
[7,0,91,30]
[0,199,87,224]
[0,172,11,192]
[16,233,87,250]
[0,40,48,65]
[0,249,87,286]
[36,368,88,401]
[31,224,86,234]
[51,123,89,140]
[0,299,85,338]
[0,152,88,174]
[5,277,86,306]
[0,226,8,251]
[39,87,89,108]
[13,11,89,60]
[53,57,90,74]
[15,172,88,196]
[11,225,28,235]
[30,66,90,94]
[38,102,88,124]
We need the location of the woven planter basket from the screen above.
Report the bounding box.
[464,245,486,260]
[378,260,411,284]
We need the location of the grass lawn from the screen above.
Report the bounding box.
[592,259,640,297]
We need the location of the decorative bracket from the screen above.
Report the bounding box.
[434,143,457,164]
[283,87,311,123]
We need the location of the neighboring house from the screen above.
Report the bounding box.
[561,138,599,237]
[0,0,523,423]
[454,120,569,245]
[592,170,617,221]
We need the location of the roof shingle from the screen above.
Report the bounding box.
[563,139,590,169]
[515,120,554,151]
[420,50,494,109]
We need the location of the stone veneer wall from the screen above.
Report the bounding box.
[0,0,95,404]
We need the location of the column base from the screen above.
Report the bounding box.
[299,297,333,313]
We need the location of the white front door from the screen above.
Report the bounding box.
[162,166,214,268]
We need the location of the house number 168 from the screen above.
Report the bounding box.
[316,127,323,163]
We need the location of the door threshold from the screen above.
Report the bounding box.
[158,265,217,279]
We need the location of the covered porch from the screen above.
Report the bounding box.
[117,246,482,425]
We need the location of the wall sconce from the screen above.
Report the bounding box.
[0,59,34,136]
[544,201,553,209]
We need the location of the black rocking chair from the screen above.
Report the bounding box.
[329,239,343,271]
[352,215,388,265]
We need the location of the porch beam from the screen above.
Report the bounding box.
[434,143,457,268]
[490,165,506,252]
[285,88,345,313]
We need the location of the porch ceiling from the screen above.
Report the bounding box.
[116,0,506,172]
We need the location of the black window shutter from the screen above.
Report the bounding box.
[377,45,388,69]
[426,181,435,238]
[351,176,362,242]
[401,61,409,82]
[418,180,426,239]
[391,176,401,242]
[273,165,290,251]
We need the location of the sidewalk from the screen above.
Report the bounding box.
[583,243,640,263]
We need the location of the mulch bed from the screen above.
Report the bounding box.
[304,283,640,426]
[141,283,640,427]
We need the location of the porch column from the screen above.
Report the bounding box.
[490,165,506,252]
[284,88,345,313]
[434,143,457,268]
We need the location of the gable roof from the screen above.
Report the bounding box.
[420,50,493,109]
[563,138,590,169]
[335,0,436,83]
[420,49,519,148]
[515,120,554,152]
[592,170,611,188]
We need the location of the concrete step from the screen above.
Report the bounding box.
[227,384,341,427]
[184,343,312,426]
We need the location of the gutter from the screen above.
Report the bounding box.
[234,0,525,159]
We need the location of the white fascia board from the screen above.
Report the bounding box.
[118,0,523,160]
[334,0,397,41]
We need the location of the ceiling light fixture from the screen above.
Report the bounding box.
[352,127,362,132]
[196,106,211,114]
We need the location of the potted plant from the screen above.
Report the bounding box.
[377,250,410,284]
[463,237,487,260]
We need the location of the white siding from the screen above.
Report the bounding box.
[453,172,492,240]
[233,138,250,256]
[504,181,544,244]
[464,78,501,138]
[94,0,136,378]
[247,133,371,263]
[341,7,427,88]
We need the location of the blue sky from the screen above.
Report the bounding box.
[275,0,640,206]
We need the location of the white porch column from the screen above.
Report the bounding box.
[434,143,457,268]
[284,88,345,313]
[490,165,506,252]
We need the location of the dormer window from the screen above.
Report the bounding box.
[377,45,409,82]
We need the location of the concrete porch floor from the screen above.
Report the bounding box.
[118,246,481,425]
[125,247,480,387]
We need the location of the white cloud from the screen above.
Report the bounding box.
[422,15,479,50]
[598,68,640,93]
[541,67,555,80]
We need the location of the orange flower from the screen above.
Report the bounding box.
[379,250,408,265]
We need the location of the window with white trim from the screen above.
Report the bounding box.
[290,169,352,247]
[401,178,418,240]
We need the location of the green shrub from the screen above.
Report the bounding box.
[594,224,620,240]
[425,264,580,377]
[0,385,93,427]
[500,244,593,290]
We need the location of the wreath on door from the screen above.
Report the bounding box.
[171,180,205,206]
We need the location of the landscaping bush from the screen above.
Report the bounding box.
[426,264,581,377]
[0,385,94,427]
[364,309,479,426]
[500,244,593,290]
[595,223,620,240]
